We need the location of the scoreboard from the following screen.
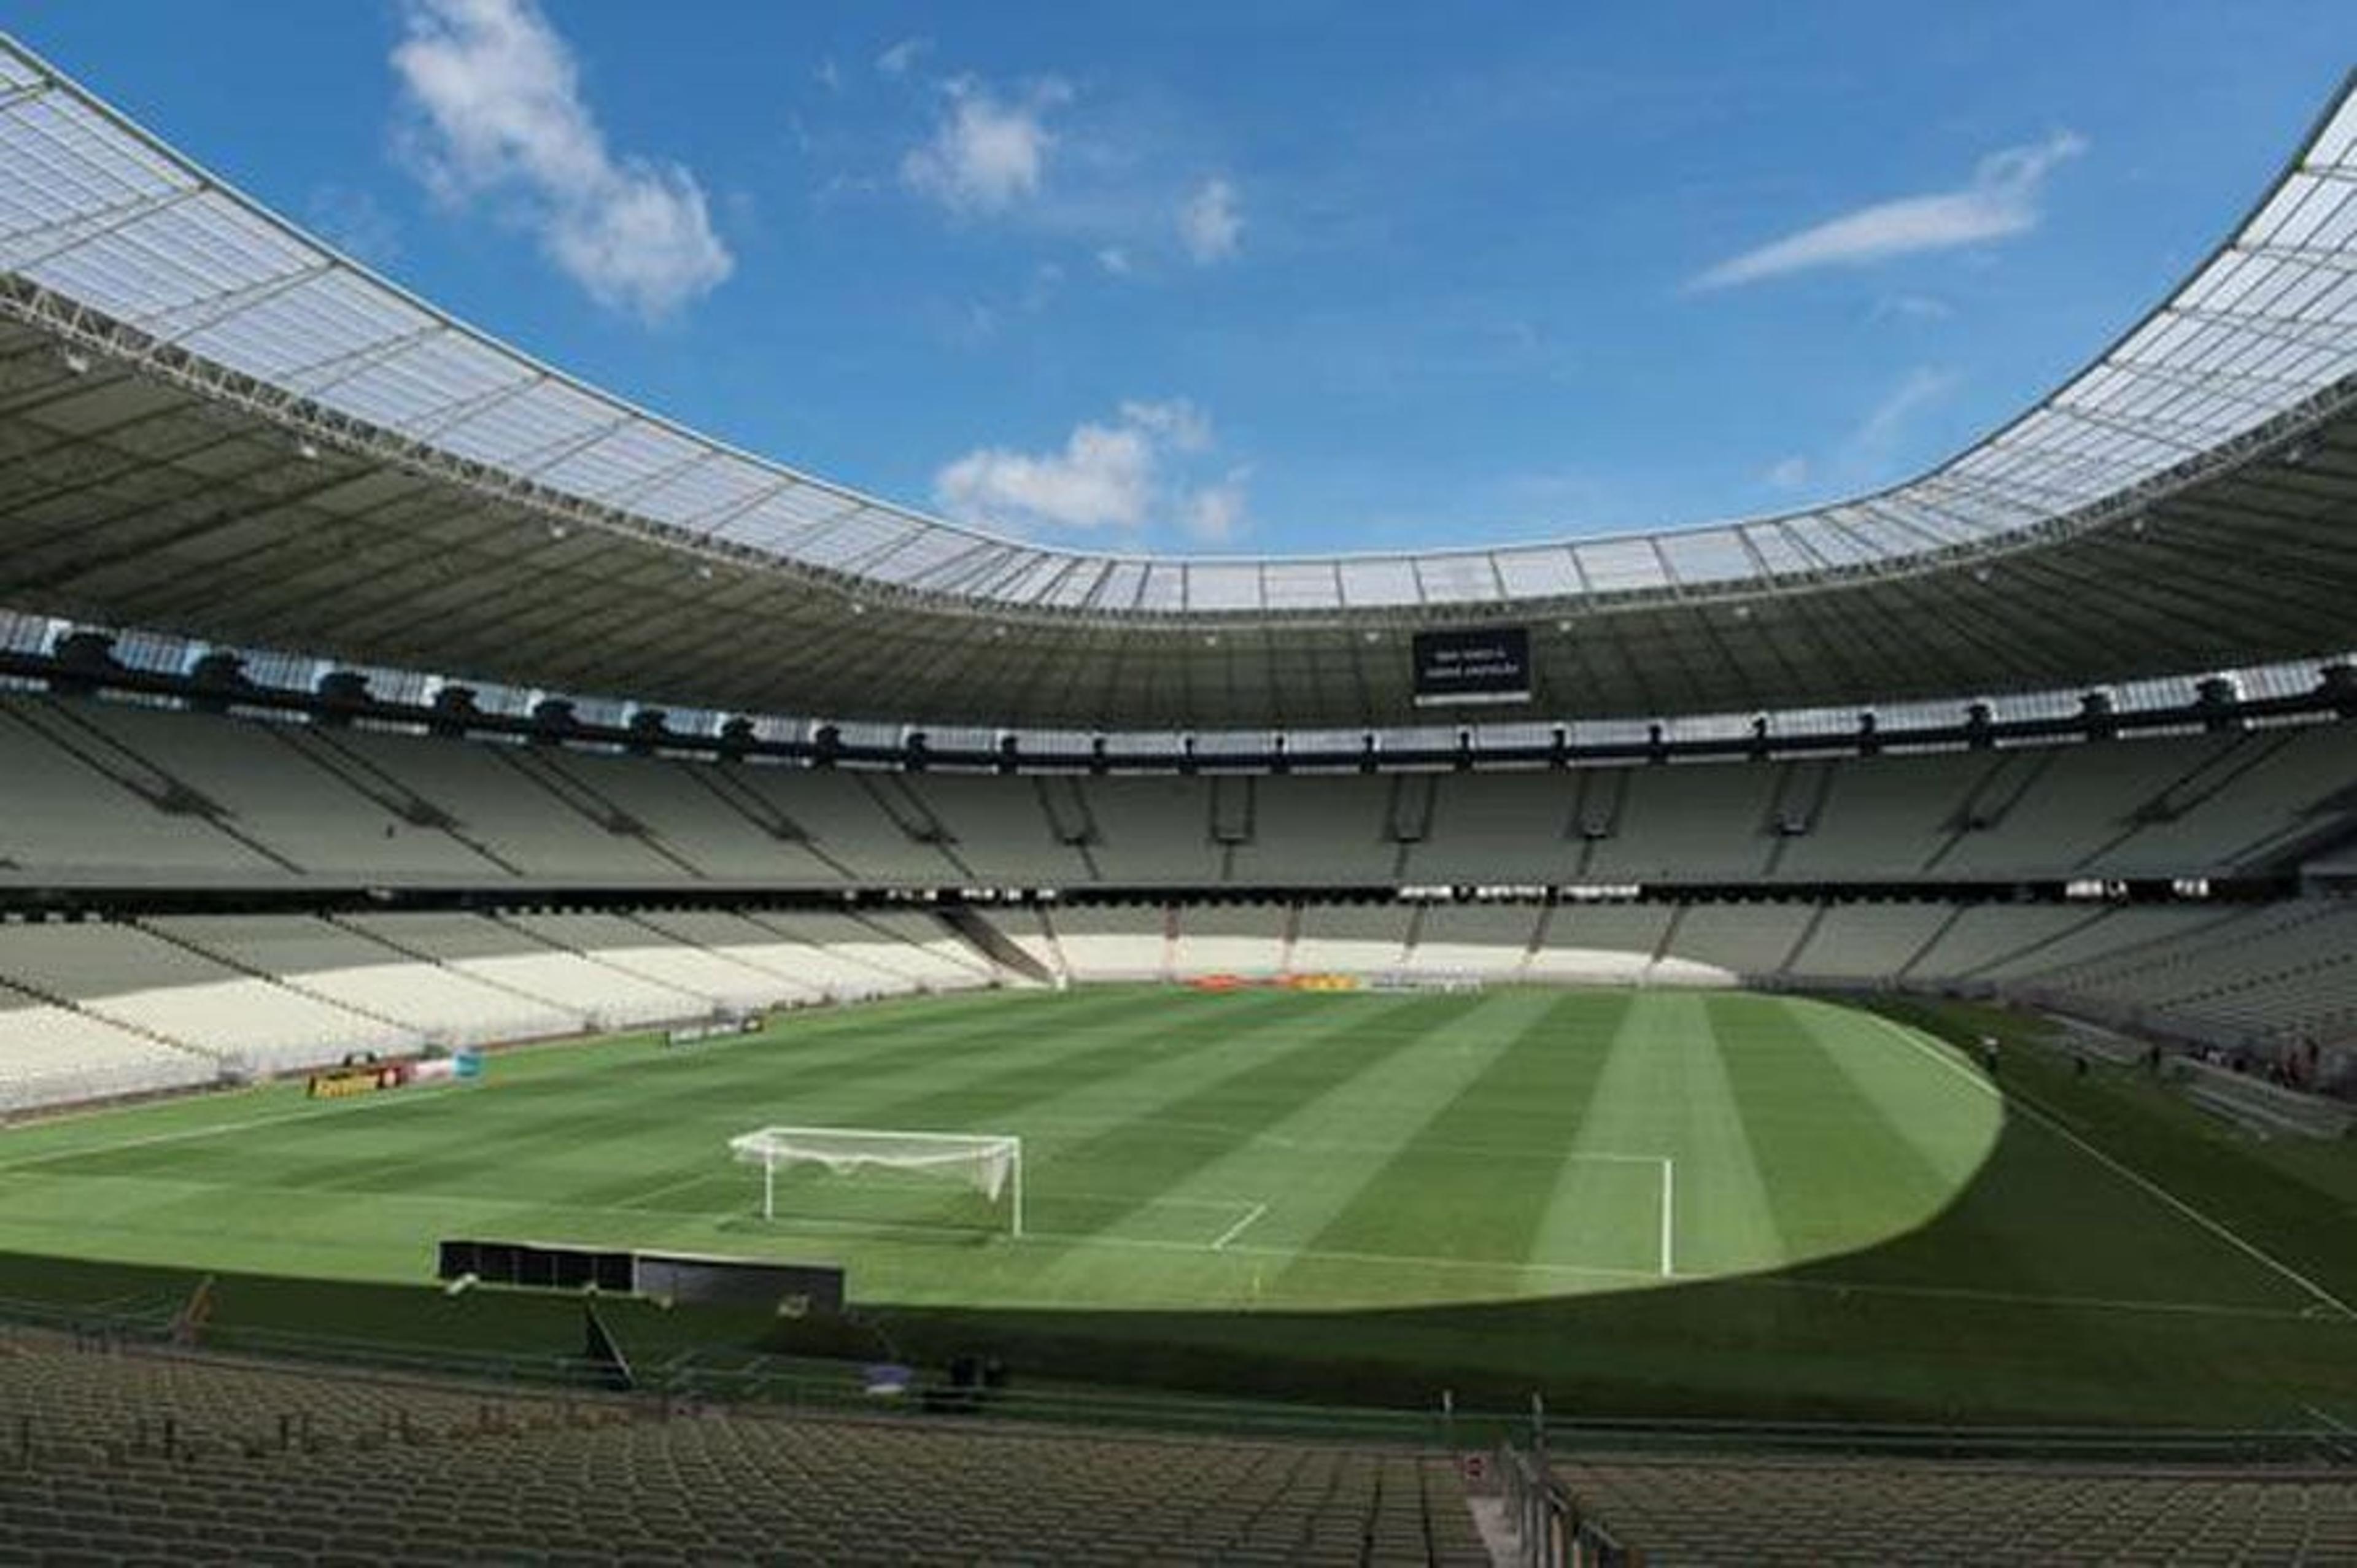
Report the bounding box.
[1411,625,1531,706]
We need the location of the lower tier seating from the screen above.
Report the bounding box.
[1554,1452,2357,1566]
[0,1337,1487,1566]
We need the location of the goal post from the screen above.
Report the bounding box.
[727,1126,1024,1238]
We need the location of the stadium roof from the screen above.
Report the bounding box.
[0,35,2353,730]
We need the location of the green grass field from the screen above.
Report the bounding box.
[0,985,2351,1427]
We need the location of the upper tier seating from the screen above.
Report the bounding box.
[0,698,277,881]
[62,701,497,881]
[905,773,1097,886]
[1,695,2352,890]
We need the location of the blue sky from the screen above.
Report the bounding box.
[4,1,2348,556]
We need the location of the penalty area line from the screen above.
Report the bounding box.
[1210,1201,1269,1251]
[1868,1014,2357,1323]
[1658,1158,1675,1278]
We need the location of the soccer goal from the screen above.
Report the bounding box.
[727,1127,1025,1238]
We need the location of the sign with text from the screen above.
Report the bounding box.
[1412,626,1531,706]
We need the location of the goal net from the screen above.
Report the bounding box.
[728,1127,1024,1237]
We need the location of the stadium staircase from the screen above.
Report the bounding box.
[318,913,592,1030]
[679,763,864,881]
[260,725,520,874]
[1895,903,1970,984]
[1567,767,1626,878]
[855,774,975,882]
[1032,776,1107,881]
[1385,775,1439,884]
[131,919,422,1043]
[486,914,740,1016]
[1921,747,2059,875]
[1209,774,1256,880]
[2088,728,2307,869]
[493,746,707,880]
[0,699,303,875]
[0,970,219,1070]
[937,906,1056,985]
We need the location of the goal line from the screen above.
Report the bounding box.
[728,1126,1026,1237]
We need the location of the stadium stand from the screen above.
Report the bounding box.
[1584,762,1781,884]
[141,913,579,1049]
[0,1336,1488,1567]
[1657,902,1814,981]
[1901,903,2096,986]
[0,919,414,1078]
[331,911,707,1033]
[4,697,2357,902]
[1773,901,1941,985]
[0,978,216,1111]
[908,773,1097,887]
[1406,904,1543,980]
[1523,904,1676,985]
[1171,902,1291,976]
[1549,1452,2357,1566]
[494,912,806,1014]
[1037,903,1169,982]
[1289,903,1417,976]
[0,33,2355,1561]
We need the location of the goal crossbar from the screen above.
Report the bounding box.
[728,1126,1024,1236]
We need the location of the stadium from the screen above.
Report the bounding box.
[0,17,2353,1565]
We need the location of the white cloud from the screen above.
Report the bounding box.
[1180,473,1250,544]
[390,0,733,319]
[1693,131,2085,290]
[1118,397,1212,452]
[937,419,1155,532]
[813,57,841,94]
[876,36,931,79]
[934,400,1240,540]
[1095,245,1133,276]
[901,77,1070,215]
[1177,176,1243,263]
[1763,455,1810,490]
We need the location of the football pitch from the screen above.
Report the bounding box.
[0,985,2351,1425]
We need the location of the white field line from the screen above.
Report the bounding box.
[0,1084,460,1174]
[4,1167,2319,1323]
[1867,1015,2356,1323]
[1023,1227,2324,1321]
[624,1168,732,1210]
[1022,1115,1664,1166]
[1210,1201,1268,1251]
[1658,1158,1675,1278]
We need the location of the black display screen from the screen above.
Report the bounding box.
[1412,626,1531,706]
